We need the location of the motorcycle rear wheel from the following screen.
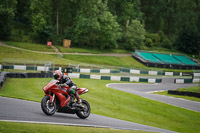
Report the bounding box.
[41,96,56,116]
[76,99,90,119]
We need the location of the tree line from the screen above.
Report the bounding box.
[0,0,200,54]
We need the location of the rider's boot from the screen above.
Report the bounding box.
[75,92,83,108]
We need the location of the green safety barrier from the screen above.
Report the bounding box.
[140,70,148,74]
[121,77,130,82]
[101,76,111,80]
[26,66,36,70]
[156,79,162,83]
[80,74,90,79]
[184,78,193,83]
[110,70,120,73]
[139,78,148,82]
[3,65,14,69]
[91,69,100,73]
[120,68,130,73]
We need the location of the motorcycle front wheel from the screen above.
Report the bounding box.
[76,99,90,119]
[41,96,56,116]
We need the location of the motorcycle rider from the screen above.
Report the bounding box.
[53,70,82,106]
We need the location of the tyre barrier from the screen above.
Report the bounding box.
[0,72,9,89]
[0,71,53,89]
[168,90,200,98]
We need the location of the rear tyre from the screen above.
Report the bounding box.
[76,99,90,119]
[41,96,56,116]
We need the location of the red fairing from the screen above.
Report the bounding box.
[43,80,59,93]
[55,92,70,108]
[42,80,70,107]
[77,88,88,95]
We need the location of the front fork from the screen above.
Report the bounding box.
[46,93,55,104]
[51,93,55,103]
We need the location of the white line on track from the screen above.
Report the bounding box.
[0,120,143,131]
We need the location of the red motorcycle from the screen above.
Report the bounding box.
[41,79,90,119]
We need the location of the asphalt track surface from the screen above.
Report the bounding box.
[0,96,178,133]
[107,83,200,112]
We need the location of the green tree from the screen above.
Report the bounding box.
[30,0,53,43]
[175,0,199,33]
[0,0,17,39]
[15,0,31,22]
[175,28,200,54]
[108,0,143,26]
[141,0,165,33]
[173,0,200,54]
[124,20,145,50]
[73,0,121,49]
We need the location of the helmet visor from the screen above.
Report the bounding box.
[54,74,59,79]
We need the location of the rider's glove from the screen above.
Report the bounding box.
[60,83,67,87]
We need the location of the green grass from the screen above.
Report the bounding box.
[177,86,200,93]
[0,42,194,72]
[154,86,200,102]
[0,45,76,66]
[0,78,200,133]
[5,41,54,52]
[63,55,146,68]
[63,54,192,72]
[0,121,148,133]
[5,41,131,54]
[0,45,147,69]
[155,91,200,102]
[57,46,130,54]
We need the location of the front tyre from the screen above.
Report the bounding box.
[76,99,90,119]
[41,96,56,116]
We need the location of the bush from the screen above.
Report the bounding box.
[158,31,172,49]
[144,38,153,47]
[49,34,65,46]
[144,32,160,47]
[161,38,172,49]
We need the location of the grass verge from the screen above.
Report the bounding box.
[56,45,130,54]
[5,41,54,52]
[63,55,146,68]
[0,78,200,133]
[0,45,76,66]
[177,86,200,93]
[0,121,148,133]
